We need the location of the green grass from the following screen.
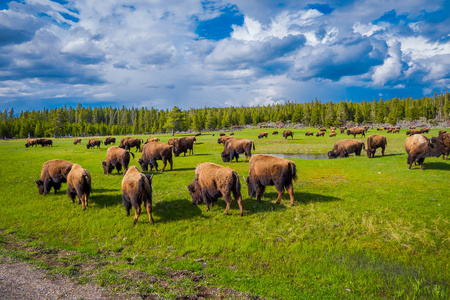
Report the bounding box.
[1,128,449,299]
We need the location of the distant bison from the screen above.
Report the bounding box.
[219,133,226,136]
[340,127,347,134]
[230,132,234,136]
[138,142,173,172]
[119,137,143,152]
[305,132,314,136]
[405,134,446,170]
[25,139,38,148]
[329,132,337,137]
[437,133,450,160]
[145,137,159,144]
[258,132,268,139]
[316,131,325,137]
[195,132,202,136]
[419,128,429,134]
[66,164,91,210]
[328,139,365,159]
[330,126,336,131]
[217,136,233,144]
[102,146,135,175]
[347,128,365,138]
[86,139,102,149]
[188,162,243,216]
[37,138,53,147]
[173,136,194,157]
[393,129,400,133]
[244,154,296,205]
[35,160,74,195]
[439,130,447,135]
[366,135,387,158]
[363,125,370,132]
[121,166,154,224]
[282,130,293,140]
[104,137,116,145]
[221,138,255,163]
[73,138,81,145]
[406,129,421,136]
[272,131,279,135]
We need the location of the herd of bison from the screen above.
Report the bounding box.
[28,126,450,224]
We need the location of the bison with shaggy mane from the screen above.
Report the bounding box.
[221,138,255,163]
[35,160,74,195]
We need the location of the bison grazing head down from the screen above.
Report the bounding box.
[187,181,203,205]
[101,161,114,175]
[34,180,45,195]
[138,158,148,172]
[327,151,337,159]
[221,151,239,163]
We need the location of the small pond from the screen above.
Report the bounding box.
[266,153,329,160]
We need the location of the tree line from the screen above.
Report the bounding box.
[1,93,449,138]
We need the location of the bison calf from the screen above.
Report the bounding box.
[121,166,154,224]
[244,154,297,205]
[73,138,81,145]
[66,164,91,210]
[188,162,243,216]
[35,160,74,195]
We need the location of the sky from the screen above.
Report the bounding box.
[0,0,449,112]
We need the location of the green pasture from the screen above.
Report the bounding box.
[0,128,449,299]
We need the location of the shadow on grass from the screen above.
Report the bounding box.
[90,193,121,207]
[91,188,117,193]
[370,153,404,158]
[417,162,450,171]
[153,199,204,223]
[295,192,341,205]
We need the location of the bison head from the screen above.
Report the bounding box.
[327,150,337,159]
[430,137,446,157]
[187,181,203,205]
[34,179,45,195]
[366,148,375,158]
[173,144,181,157]
[221,151,231,162]
[86,144,91,149]
[101,161,113,175]
[243,175,256,198]
[138,158,148,172]
[346,130,351,135]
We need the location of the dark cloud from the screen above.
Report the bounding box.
[0,25,35,46]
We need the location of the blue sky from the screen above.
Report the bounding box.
[0,0,449,111]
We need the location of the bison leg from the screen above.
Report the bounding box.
[161,158,168,172]
[232,189,243,216]
[168,157,173,170]
[255,184,265,202]
[122,194,132,216]
[223,192,232,215]
[67,187,76,203]
[275,190,285,204]
[133,205,141,225]
[145,200,154,224]
[75,186,84,205]
[286,184,294,205]
[116,163,123,174]
[418,158,425,171]
[53,182,62,194]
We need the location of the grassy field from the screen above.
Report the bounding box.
[0,128,449,299]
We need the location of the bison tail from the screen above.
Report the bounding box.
[289,162,297,181]
[129,151,135,159]
[82,174,92,194]
[362,143,366,150]
[233,171,241,192]
[252,141,255,150]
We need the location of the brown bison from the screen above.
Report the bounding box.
[419,128,429,134]
[138,142,173,172]
[409,126,416,129]
[221,138,255,163]
[258,132,268,139]
[188,162,243,216]
[173,136,194,157]
[186,136,197,144]
[119,137,144,152]
[319,127,327,132]
[405,134,446,170]
[73,138,81,145]
[145,137,160,144]
[272,131,279,135]
[86,139,102,149]
[406,129,421,136]
[366,135,387,158]
[340,127,346,134]
[25,139,38,148]
[104,137,116,145]
[347,128,365,138]
[328,139,365,159]
[305,132,313,136]
[219,133,226,136]
[330,126,336,131]
[282,130,294,139]
[102,146,135,175]
[316,131,325,137]
[377,128,384,131]
[66,164,91,210]
[37,138,53,147]
[167,137,179,147]
[35,160,74,195]
[437,133,450,160]
[329,132,337,137]
[387,129,393,133]
[393,129,400,133]
[363,125,370,132]
[439,130,447,135]
[121,166,154,224]
[244,155,296,205]
[217,136,233,144]
[195,132,202,136]
[230,132,234,136]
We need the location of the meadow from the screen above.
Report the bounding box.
[0,128,449,299]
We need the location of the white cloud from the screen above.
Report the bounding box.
[372,41,402,86]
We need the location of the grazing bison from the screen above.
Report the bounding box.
[439,130,447,135]
[419,128,429,134]
[73,138,81,145]
[272,131,279,135]
[387,129,393,133]
[104,137,116,145]
[282,130,294,140]
[188,162,243,216]
[121,166,154,224]
[406,129,421,136]
[217,136,233,144]
[329,132,337,137]
[221,138,255,163]
[244,154,296,205]
[437,133,450,160]
[340,127,347,134]
[230,132,234,136]
[173,136,194,157]
[66,164,91,210]
[316,131,325,137]
[102,146,135,175]
[319,127,327,132]
[258,132,268,139]
[366,135,387,158]
[35,160,74,195]
[393,129,400,133]
[195,132,201,136]
[25,139,38,148]
[377,128,384,131]
[328,139,365,159]
[409,126,416,129]
[37,138,53,147]
[119,137,144,152]
[347,128,365,138]
[138,142,173,172]
[219,133,226,136]
[145,137,159,144]
[86,139,102,149]
[405,134,446,170]
[305,132,314,136]
[330,126,336,131]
